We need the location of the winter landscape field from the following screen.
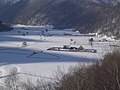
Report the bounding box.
[0,25,118,86]
[1,0,120,89]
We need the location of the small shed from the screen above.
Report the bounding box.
[63,45,70,49]
[89,38,94,42]
[78,46,84,50]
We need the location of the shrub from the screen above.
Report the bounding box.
[54,50,120,90]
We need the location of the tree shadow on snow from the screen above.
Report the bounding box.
[0,46,96,65]
[0,35,48,42]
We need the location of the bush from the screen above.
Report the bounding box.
[0,20,13,32]
[54,50,120,90]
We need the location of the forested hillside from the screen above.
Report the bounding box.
[0,0,120,37]
[0,20,13,31]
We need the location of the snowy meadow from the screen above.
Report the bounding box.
[0,25,117,85]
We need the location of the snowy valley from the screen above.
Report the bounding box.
[0,25,118,87]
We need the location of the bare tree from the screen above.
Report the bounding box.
[4,67,20,90]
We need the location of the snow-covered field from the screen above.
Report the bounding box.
[0,25,117,84]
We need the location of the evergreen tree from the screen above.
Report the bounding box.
[0,20,2,25]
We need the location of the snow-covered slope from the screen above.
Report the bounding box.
[92,0,120,4]
[0,0,20,4]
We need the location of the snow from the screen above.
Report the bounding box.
[92,0,120,5]
[0,25,117,84]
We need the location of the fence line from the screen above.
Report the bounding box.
[0,72,55,80]
[20,72,55,80]
[0,72,56,90]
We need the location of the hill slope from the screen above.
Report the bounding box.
[0,0,120,37]
[0,20,13,31]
